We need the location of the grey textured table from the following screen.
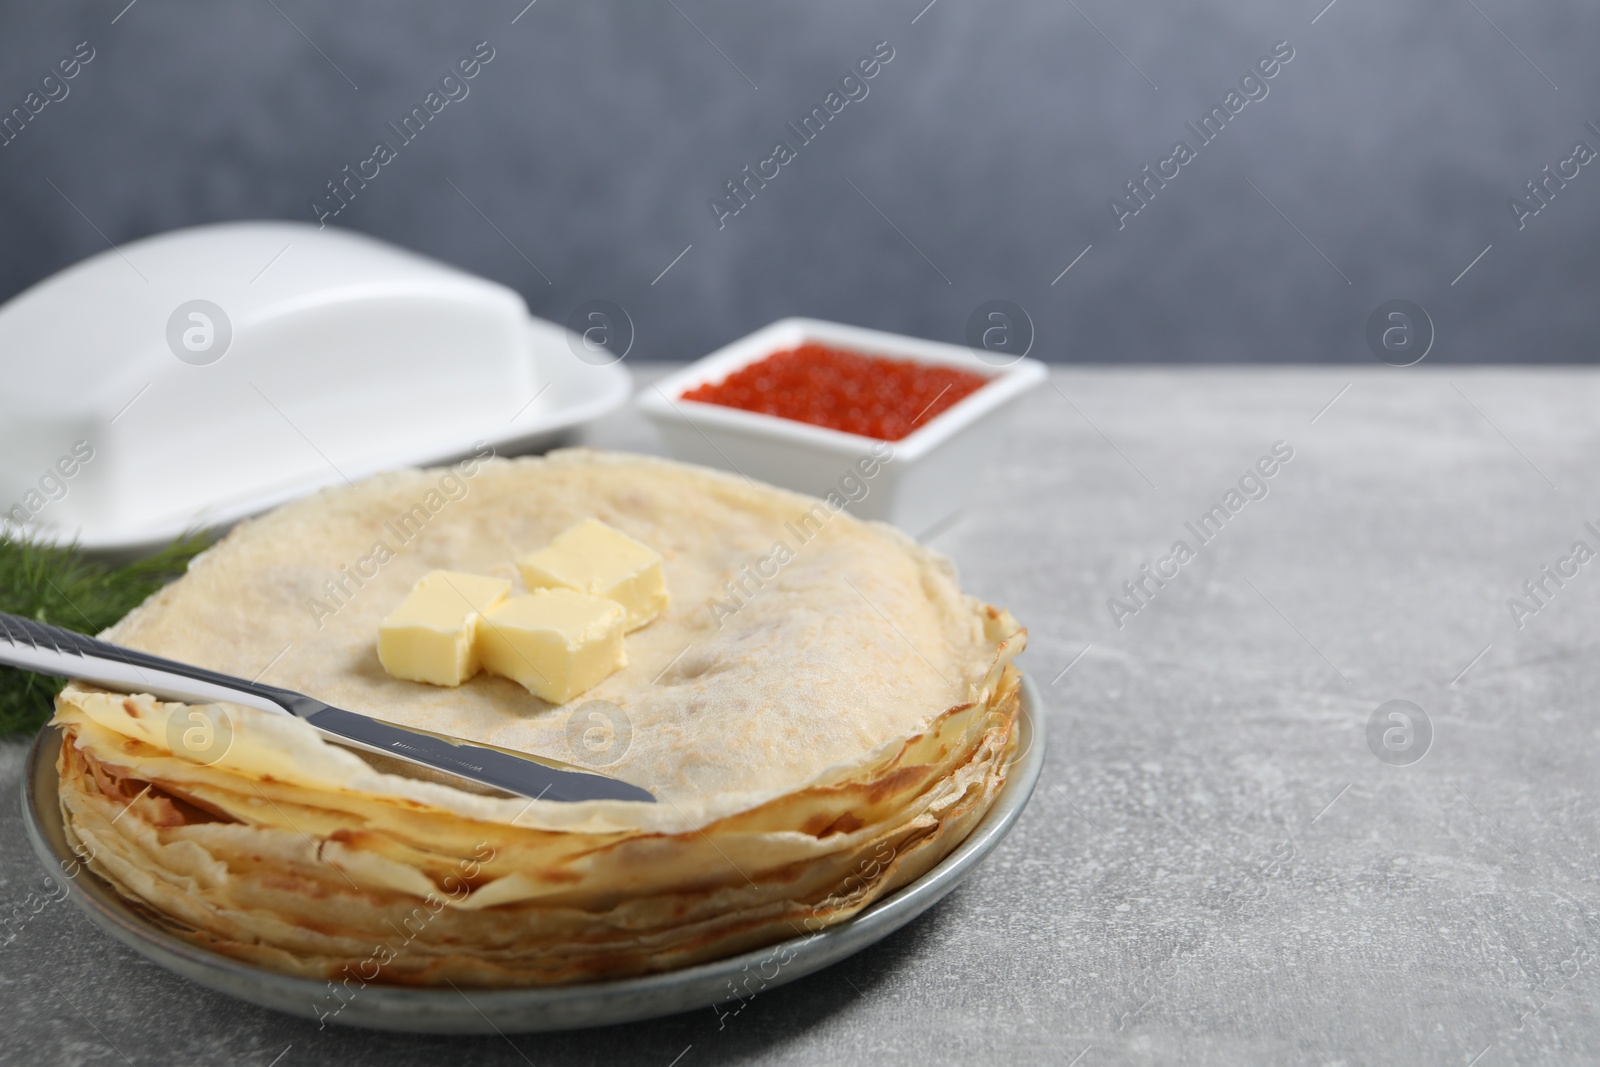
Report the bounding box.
[4,367,1599,1066]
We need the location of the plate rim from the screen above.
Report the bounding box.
[23,673,1046,1033]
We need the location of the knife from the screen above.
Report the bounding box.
[0,611,655,804]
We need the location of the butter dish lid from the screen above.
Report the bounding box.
[0,221,628,552]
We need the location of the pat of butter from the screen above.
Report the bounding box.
[378,571,511,686]
[477,588,627,704]
[516,518,668,631]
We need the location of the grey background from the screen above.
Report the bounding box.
[6,366,1600,1065]
[0,0,1595,363]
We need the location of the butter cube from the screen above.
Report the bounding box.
[477,588,627,704]
[516,518,668,631]
[378,571,511,686]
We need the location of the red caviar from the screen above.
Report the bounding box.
[681,343,989,441]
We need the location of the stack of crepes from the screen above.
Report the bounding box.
[52,450,1026,987]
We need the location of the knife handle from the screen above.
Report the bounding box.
[0,611,294,719]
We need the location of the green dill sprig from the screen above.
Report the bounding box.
[0,532,207,738]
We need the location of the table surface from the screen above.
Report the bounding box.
[4,367,1599,1067]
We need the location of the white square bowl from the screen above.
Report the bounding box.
[635,318,1046,535]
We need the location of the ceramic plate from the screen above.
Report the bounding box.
[22,675,1045,1033]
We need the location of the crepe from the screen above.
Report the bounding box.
[52,449,1026,987]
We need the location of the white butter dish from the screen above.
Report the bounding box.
[0,222,629,553]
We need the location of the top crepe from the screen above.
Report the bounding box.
[77,449,1015,832]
